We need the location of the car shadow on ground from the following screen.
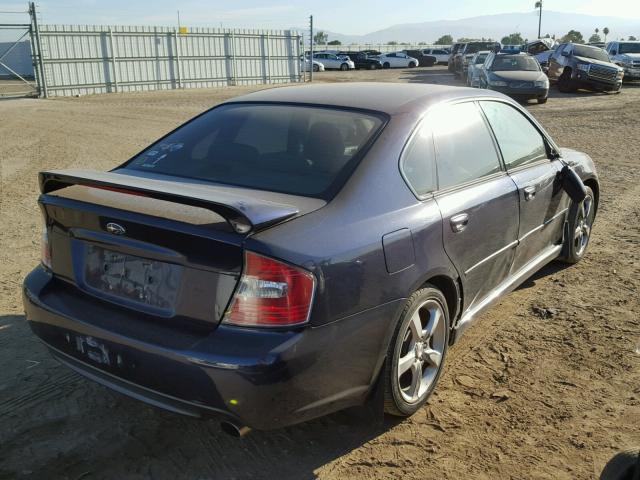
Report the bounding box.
[0,313,401,479]
[516,260,572,291]
[398,68,459,86]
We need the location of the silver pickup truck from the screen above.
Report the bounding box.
[606,41,640,81]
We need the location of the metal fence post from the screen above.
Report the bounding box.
[174,28,182,89]
[108,28,119,92]
[29,1,47,97]
[231,29,237,86]
[265,33,270,84]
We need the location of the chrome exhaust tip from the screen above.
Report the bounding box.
[220,420,251,437]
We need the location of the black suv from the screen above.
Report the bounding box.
[339,52,382,70]
[547,43,623,93]
[453,41,501,77]
[402,50,437,67]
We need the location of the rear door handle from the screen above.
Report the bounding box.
[524,186,536,201]
[450,213,469,233]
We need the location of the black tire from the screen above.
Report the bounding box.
[369,63,376,70]
[560,186,596,264]
[340,63,349,71]
[537,96,548,104]
[408,62,417,68]
[313,64,319,72]
[558,70,576,93]
[600,449,640,480]
[383,286,450,417]
[383,62,390,69]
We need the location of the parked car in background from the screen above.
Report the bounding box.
[312,52,355,70]
[23,82,599,432]
[447,43,464,72]
[403,50,437,67]
[339,52,382,70]
[524,38,557,70]
[547,43,623,93]
[422,48,450,64]
[300,57,325,72]
[378,52,419,68]
[359,49,382,57]
[479,52,549,103]
[454,41,501,77]
[466,50,490,86]
[606,41,640,81]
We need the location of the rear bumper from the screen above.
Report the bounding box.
[23,267,401,429]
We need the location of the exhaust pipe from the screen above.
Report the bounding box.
[220,420,251,438]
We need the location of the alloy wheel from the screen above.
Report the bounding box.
[574,194,594,256]
[396,299,446,403]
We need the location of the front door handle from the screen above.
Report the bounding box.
[450,213,469,233]
[524,186,536,201]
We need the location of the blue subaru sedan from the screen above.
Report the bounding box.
[23,83,598,434]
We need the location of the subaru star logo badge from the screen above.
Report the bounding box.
[106,222,126,235]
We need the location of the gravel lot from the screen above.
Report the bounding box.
[1,66,639,480]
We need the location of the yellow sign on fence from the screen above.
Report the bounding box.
[179,26,188,34]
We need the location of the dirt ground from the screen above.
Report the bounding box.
[1,66,639,480]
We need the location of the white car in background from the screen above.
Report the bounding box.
[466,50,490,87]
[300,57,325,72]
[378,52,419,68]
[312,52,355,70]
[422,48,450,64]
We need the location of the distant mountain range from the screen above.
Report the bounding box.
[310,11,640,44]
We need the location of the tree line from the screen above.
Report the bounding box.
[311,31,638,46]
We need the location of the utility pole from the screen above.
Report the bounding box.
[535,1,543,39]
[309,15,313,82]
[177,10,181,29]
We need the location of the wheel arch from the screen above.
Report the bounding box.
[417,274,462,329]
[583,177,600,214]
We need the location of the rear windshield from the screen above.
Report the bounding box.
[125,104,385,199]
[491,55,540,71]
[619,43,640,54]
[466,43,498,54]
[573,45,610,62]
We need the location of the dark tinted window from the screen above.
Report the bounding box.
[480,101,547,169]
[401,121,437,196]
[433,102,502,189]
[126,104,384,198]
[619,43,640,54]
[491,55,540,71]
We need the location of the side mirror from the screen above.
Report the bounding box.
[561,50,570,57]
[611,50,618,56]
[559,165,587,203]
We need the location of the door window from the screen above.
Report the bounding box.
[479,101,547,169]
[432,102,502,189]
[400,121,437,196]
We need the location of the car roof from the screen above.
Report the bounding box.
[225,82,505,116]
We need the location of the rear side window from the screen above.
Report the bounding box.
[432,102,502,189]
[401,121,437,196]
[480,101,547,169]
[126,104,384,199]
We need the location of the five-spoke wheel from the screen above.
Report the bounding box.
[385,286,449,416]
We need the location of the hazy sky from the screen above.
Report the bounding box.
[2,0,640,34]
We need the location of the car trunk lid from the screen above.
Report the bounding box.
[39,169,325,331]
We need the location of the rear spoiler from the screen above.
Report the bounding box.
[39,169,300,234]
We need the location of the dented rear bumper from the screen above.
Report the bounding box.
[23,266,400,429]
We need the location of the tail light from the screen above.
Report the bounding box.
[223,251,315,327]
[41,220,52,269]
